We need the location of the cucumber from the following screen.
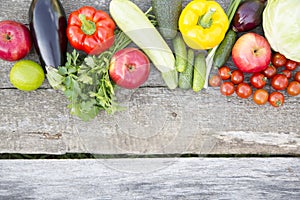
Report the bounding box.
[173,33,187,72]
[151,0,182,40]
[193,52,206,92]
[213,29,237,68]
[179,48,194,89]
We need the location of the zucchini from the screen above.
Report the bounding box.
[151,0,182,40]
[213,29,237,68]
[179,48,194,89]
[193,52,206,92]
[110,0,178,89]
[173,33,187,72]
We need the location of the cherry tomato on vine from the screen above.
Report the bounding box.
[285,60,297,71]
[253,89,269,105]
[271,74,289,90]
[287,81,300,96]
[262,65,277,79]
[218,66,231,80]
[220,81,235,96]
[281,69,292,79]
[294,71,300,82]
[271,52,287,68]
[209,74,221,87]
[231,70,244,85]
[250,73,267,89]
[236,83,252,98]
[269,91,284,107]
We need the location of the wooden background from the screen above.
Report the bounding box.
[0,0,299,199]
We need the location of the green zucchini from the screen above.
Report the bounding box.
[179,48,194,89]
[173,33,187,72]
[109,0,178,89]
[213,29,237,68]
[151,0,182,40]
[193,52,206,92]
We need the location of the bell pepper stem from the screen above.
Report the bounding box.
[199,8,216,28]
[79,14,96,35]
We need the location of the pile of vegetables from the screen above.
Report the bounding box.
[0,0,299,121]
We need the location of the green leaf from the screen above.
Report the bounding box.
[78,73,93,84]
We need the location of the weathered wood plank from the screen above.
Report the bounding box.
[0,88,299,155]
[0,158,299,199]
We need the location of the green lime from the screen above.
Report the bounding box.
[10,60,45,91]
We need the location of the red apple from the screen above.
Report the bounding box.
[109,48,150,89]
[0,20,32,61]
[232,32,271,73]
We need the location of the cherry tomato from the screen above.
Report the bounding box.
[218,66,231,80]
[236,83,252,98]
[209,74,221,87]
[294,71,300,82]
[285,60,297,71]
[281,69,292,79]
[271,52,287,68]
[220,82,235,96]
[287,81,300,96]
[231,70,244,85]
[253,89,269,105]
[250,73,267,89]
[262,65,277,79]
[271,74,289,90]
[269,91,284,107]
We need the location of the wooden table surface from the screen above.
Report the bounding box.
[0,0,299,198]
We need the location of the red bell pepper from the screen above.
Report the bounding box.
[66,6,116,55]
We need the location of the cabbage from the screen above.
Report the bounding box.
[263,0,300,62]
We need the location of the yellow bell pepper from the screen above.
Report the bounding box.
[179,0,229,50]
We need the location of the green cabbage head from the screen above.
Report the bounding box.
[263,0,300,62]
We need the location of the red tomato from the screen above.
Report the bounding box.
[250,73,267,89]
[271,52,287,68]
[295,71,300,82]
[231,70,244,85]
[253,89,269,105]
[209,74,221,87]
[220,82,235,96]
[287,81,300,96]
[271,74,289,90]
[285,60,297,71]
[281,69,292,79]
[218,66,231,80]
[269,91,284,107]
[262,65,277,79]
[236,83,252,98]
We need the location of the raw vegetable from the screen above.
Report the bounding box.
[29,0,67,69]
[263,0,300,62]
[213,29,237,68]
[179,48,194,89]
[46,30,132,121]
[66,6,116,55]
[109,0,178,89]
[178,0,229,50]
[172,33,187,72]
[192,52,206,92]
[232,0,265,32]
[151,0,182,40]
[204,0,242,88]
[269,91,284,107]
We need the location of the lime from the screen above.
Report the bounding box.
[10,60,45,91]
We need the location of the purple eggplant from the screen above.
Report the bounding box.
[232,0,265,32]
[29,0,68,70]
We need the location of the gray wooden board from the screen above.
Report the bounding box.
[0,0,299,155]
[0,158,300,199]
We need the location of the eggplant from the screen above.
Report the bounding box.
[232,0,265,32]
[29,0,67,70]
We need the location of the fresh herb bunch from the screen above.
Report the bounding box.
[46,30,131,121]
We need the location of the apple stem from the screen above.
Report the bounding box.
[5,33,12,41]
[126,64,135,71]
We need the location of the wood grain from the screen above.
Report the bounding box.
[0,0,299,155]
[0,158,299,199]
